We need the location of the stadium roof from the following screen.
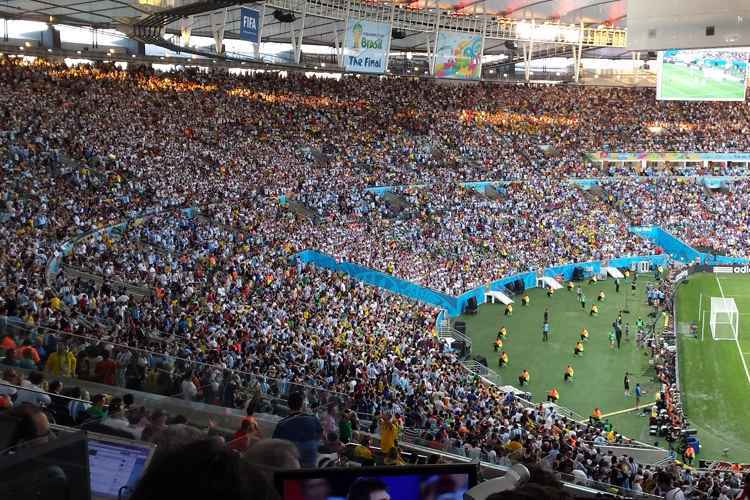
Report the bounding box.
[0,0,627,28]
[0,0,629,56]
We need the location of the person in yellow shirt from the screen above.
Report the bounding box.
[45,344,77,378]
[384,446,406,466]
[590,303,598,316]
[580,328,589,342]
[564,365,574,382]
[353,434,374,462]
[518,369,529,386]
[498,350,509,367]
[50,296,62,311]
[597,291,606,302]
[567,281,574,291]
[574,341,584,356]
[497,326,508,339]
[506,437,523,452]
[378,412,399,454]
[504,303,513,316]
[521,294,530,306]
[493,337,503,352]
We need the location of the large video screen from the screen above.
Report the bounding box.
[657,48,748,101]
[275,464,477,500]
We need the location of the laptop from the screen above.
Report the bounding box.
[86,433,156,500]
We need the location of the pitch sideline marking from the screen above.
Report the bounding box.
[714,274,750,386]
[582,403,654,422]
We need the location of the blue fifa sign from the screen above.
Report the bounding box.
[240,7,260,43]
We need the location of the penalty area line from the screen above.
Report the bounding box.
[714,274,750,386]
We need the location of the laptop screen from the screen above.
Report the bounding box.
[88,437,154,498]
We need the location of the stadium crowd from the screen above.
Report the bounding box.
[601,177,750,258]
[2,56,750,498]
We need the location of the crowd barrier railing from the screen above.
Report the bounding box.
[0,317,371,426]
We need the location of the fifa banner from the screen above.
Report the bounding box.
[239,7,261,43]
[434,31,482,80]
[343,18,390,73]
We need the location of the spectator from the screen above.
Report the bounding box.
[15,371,51,407]
[272,392,322,468]
[0,403,51,450]
[244,438,301,471]
[95,350,117,386]
[180,373,198,401]
[352,434,374,464]
[86,394,108,420]
[45,344,77,378]
[1,348,17,367]
[129,439,277,500]
[18,349,37,370]
[339,409,356,444]
[384,446,406,466]
[378,411,400,455]
[229,418,260,452]
[66,386,90,423]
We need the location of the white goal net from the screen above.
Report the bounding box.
[710,297,739,341]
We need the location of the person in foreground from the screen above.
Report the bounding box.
[272,392,323,468]
[128,439,278,500]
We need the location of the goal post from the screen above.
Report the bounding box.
[710,297,739,341]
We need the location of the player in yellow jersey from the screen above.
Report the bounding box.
[518,369,529,386]
[574,341,584,356]
[564,365,574,382]
[498,350,509,367]
[580,328,589,342]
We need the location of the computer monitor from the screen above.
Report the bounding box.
[0,430,92,500]
[275,463,479,500]
[87,434,156,500]
[0,412,22,450]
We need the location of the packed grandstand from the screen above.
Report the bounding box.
[2,56,750,500]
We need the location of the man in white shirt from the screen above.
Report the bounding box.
[15,371,52,407]
[181,374,198,401]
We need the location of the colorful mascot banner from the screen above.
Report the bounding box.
[434,31,482,80]
[343,18,391,74]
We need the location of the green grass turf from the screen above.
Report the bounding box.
[459,277,659,444]
[660,63,746,100]
[675,273,750,462]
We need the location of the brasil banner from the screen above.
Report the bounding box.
[434,31,482,80]
[344,18,390,74]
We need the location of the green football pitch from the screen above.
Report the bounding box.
[675,273,750,462]
[459,277,660,447]
[660,63,746,100]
